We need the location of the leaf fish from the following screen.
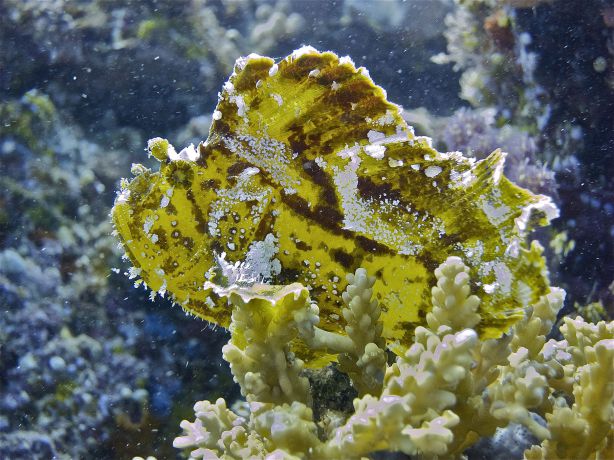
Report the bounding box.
[112,47,557,357]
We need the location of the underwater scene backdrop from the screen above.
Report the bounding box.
[1,1,613,459]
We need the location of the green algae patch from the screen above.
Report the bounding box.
[112,47,558,356]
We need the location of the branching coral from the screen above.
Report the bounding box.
[219,284,313,406]
[169,258,613,459]
[336,269,387,397]
[523,318,614,459]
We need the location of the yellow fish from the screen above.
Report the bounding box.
[112,47,557,354]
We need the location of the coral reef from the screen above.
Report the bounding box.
[0,245,148,457]
[0,89,236,458]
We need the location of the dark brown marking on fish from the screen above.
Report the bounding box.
[286,117,322,147]
[129,209,144,235]
[398,171,409,190]
[329,80,374,107]
[286,124,308,154]
[232,58,273,93]
[418,253,440,278]
[252,205,276,241]
[164,201,178,216]
[295,240,312,251]
[195,142,210,167]
[189,299,225,325]
[355,235,393,255]
[279,53,332,81]
[201,179,221,191]
[357,176,402,203]
[288,138,306,158]
[227,161,254,179]
[284,193,311,215]
[122,243,140,272]
[314,141,335,158]
[278,267,302,284]
[331,248,354,269]
[162,256,179,274]
[318,63,355,86]
[410,275,428,284]
[323,87,388,118]
[352,94,391,117]
[362,253,375,264]
[281,191,349,241]
[249,95,262,111]
[139,266,151,282]
[300,158,341,209]
[436,232,464,252]
[399,322,420,345]
[140,197,163,217]
[182,237,195,251]
[207,119,232,145]
[341,78,378,99]
[210,239,223,256]
[302,160,328,186]
[314,204,344,228]
[154,228,169,251]
[304,130,324,150]
[320,187,338,207]
[185,189,208,235]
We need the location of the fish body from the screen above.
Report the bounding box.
[112,48,557,356]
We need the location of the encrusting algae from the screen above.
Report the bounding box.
[112,47,558,361]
